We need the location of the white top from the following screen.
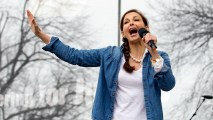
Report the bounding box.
[112,56,147,120]
[112,53,164,120]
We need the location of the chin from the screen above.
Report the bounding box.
[128,38,140,42]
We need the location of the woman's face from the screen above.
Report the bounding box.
[122,12,148,42]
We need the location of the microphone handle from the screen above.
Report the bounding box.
[138,28,157,50]
[148,40,157,50]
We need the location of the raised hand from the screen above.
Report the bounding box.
[27,10,41,36]
[26,9,50,44]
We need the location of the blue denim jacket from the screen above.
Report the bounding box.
[43,37,175,120]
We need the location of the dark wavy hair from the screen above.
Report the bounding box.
[120,9,149,73]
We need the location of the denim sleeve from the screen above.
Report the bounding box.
[154,52,176,91]
[42,36,107,67]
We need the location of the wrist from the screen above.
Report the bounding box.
[34,25,42,36]
[37,31,50,44]
[151,55,161,63]
[150,51,160,60]
[35,30,43,38]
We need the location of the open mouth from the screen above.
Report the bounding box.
[129,28,138,35]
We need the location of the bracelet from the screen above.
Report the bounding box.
[150,56,161,63]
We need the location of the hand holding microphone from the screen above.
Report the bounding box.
[138,28,157,50]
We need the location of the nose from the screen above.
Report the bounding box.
[130,21,134,26]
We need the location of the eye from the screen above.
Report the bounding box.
[134,19,140,21]
[123,21,129,25]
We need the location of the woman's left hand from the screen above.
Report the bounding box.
[142,33,160,59]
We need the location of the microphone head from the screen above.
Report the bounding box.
[138,28,149,38]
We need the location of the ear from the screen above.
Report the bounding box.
[121,31,125,38]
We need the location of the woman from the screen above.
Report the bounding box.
[27,9,175,120]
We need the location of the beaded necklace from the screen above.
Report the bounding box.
[129,54,142,63]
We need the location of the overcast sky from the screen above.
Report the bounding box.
[0,0,209,119]
[25,0,200,116]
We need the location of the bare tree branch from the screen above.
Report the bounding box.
[0,0,95,119]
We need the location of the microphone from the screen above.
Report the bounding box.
[202,95,213,99]
[138,28,157,50]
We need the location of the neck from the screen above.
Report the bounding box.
[129,41,146,59]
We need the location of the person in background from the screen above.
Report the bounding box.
[27,9,175,120]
